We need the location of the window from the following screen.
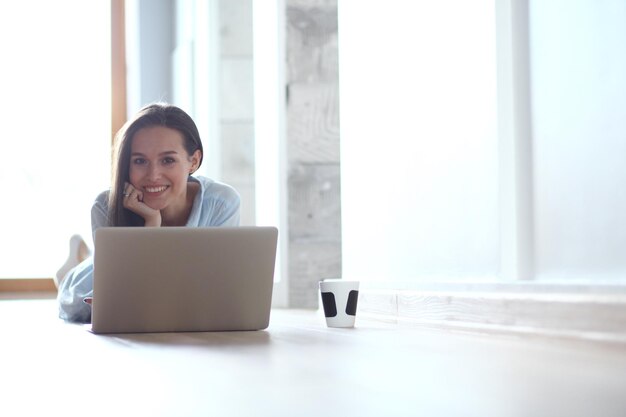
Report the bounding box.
[339,0,626,286]
[339,0,499,284]
[0,1,111,278]
[530,0,626,282]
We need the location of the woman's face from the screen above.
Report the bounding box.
[128,126,200,211]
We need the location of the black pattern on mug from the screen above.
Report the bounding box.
[321,292,337,317]
[345,290,359,316]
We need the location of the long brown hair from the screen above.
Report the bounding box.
[108,103,204,226]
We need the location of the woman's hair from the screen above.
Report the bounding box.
[108,103,204,227]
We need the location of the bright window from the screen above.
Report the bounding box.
[530,0,626,282]
[339,0,626,286]
[0,1,111,278]
[339,0,498,283]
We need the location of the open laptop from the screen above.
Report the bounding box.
[91,226,278,334]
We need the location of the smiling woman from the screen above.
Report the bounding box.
[57,103,241,322]
[0,1,111,279]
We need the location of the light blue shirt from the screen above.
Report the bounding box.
[57,176,240,322]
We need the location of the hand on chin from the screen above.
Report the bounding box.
[123,182,163,226]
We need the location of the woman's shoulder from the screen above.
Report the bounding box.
[94,190,110,208]
[190,176,241,226]
[91,190,111,230]
[194,176,240,204]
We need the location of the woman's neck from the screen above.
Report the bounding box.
[160,182,199,227]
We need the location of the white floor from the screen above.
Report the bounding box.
[1,299,626,417]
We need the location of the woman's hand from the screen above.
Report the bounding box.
[123,182,162,226]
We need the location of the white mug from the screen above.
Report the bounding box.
[319,279,360,328]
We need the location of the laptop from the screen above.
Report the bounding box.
[91,226,278,334]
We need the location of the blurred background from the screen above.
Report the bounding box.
[1,0,625,308]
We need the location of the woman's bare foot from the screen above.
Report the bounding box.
[54,235,91,288]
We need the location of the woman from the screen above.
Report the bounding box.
[57,103,240,322]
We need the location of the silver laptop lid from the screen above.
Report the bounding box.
[92,226,278,334]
